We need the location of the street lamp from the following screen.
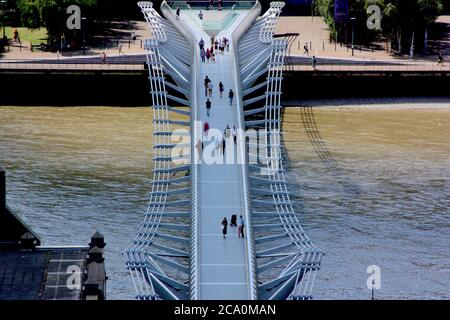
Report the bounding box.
[81,17,87,55]
[350,17,356,56]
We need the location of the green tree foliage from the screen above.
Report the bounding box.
[16,0,97,44]
[314,0,443,53]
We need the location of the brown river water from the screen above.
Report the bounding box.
[0,106,448,299]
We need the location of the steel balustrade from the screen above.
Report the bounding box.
[238,1,323,300]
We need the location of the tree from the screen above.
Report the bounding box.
[16,0,97,45]
[314,0,444,54]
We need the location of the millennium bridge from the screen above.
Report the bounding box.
[124,0,322,300]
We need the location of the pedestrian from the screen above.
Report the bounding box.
[232,125,237,144]
[207,81,213,97]
[222,136,226,155]
[224,125,230,138]
[221,217,228,238]
[204,121,210,135]
[230,214,237,227]
[312,55,317,70]
[204,76,211,97]
[176,7,180,20]
[228,89,234,106]
[215,40,218,51]
[195,139,203,160]
[206,98,212,116]
[101,51,107,64]
[118,42,123,54]
[199,38,204,50]
[218,0,223,11]
[209,0,214,10]
[206,48,211,62]
[200,47,206,62]
[219,81,224,98]
[226,41,230,52]
[438,51,444,65]
[238,215,244,238]
[199,10,203,20]
[304,42,309,55]
[211,53,216,63]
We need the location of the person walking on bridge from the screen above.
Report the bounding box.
[203,121,210,135]
[221,217,228,239]
[207,81,213,97]
[199,38,204,50]
[206,98,212,116]
[238,215,244,238]
[204,76,211,96]
[219,81,224,98]
[206,48,211,62]
[228,89,234,106]
[200,47,206,62]
[176,7,180,20]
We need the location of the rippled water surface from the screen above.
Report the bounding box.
[0,106,448,299]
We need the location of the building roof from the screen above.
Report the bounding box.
[0,247,89,300]
[0,167,106,300]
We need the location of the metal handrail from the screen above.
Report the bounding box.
[160,0,201,300]
[231,0,262,300]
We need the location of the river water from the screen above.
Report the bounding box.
[0,106,448,299]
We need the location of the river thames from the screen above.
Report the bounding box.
[0,104,448,299]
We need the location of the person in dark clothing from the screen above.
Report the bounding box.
[221,217,228,238]
[176,7,180,20]
[222,137,226,155]
[228,89,234,106]
[219,81,224,98]
[206,98,212,116]
[204,76,211,97]
[230,214,237,227]
[438,51,444,65]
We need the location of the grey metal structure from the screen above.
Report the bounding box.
[125,0,322,300]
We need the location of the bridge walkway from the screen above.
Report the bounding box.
[181,10,251,300]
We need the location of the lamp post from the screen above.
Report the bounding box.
[350,17,356,56]
[81,17,87,55]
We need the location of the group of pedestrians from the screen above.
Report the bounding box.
[199,37,229,63]
[203,75,234,117]
[199,31,244,240]
[209,0,223,11]
[221,215,245,239]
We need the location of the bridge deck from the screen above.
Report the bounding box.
[182,10,251,300]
